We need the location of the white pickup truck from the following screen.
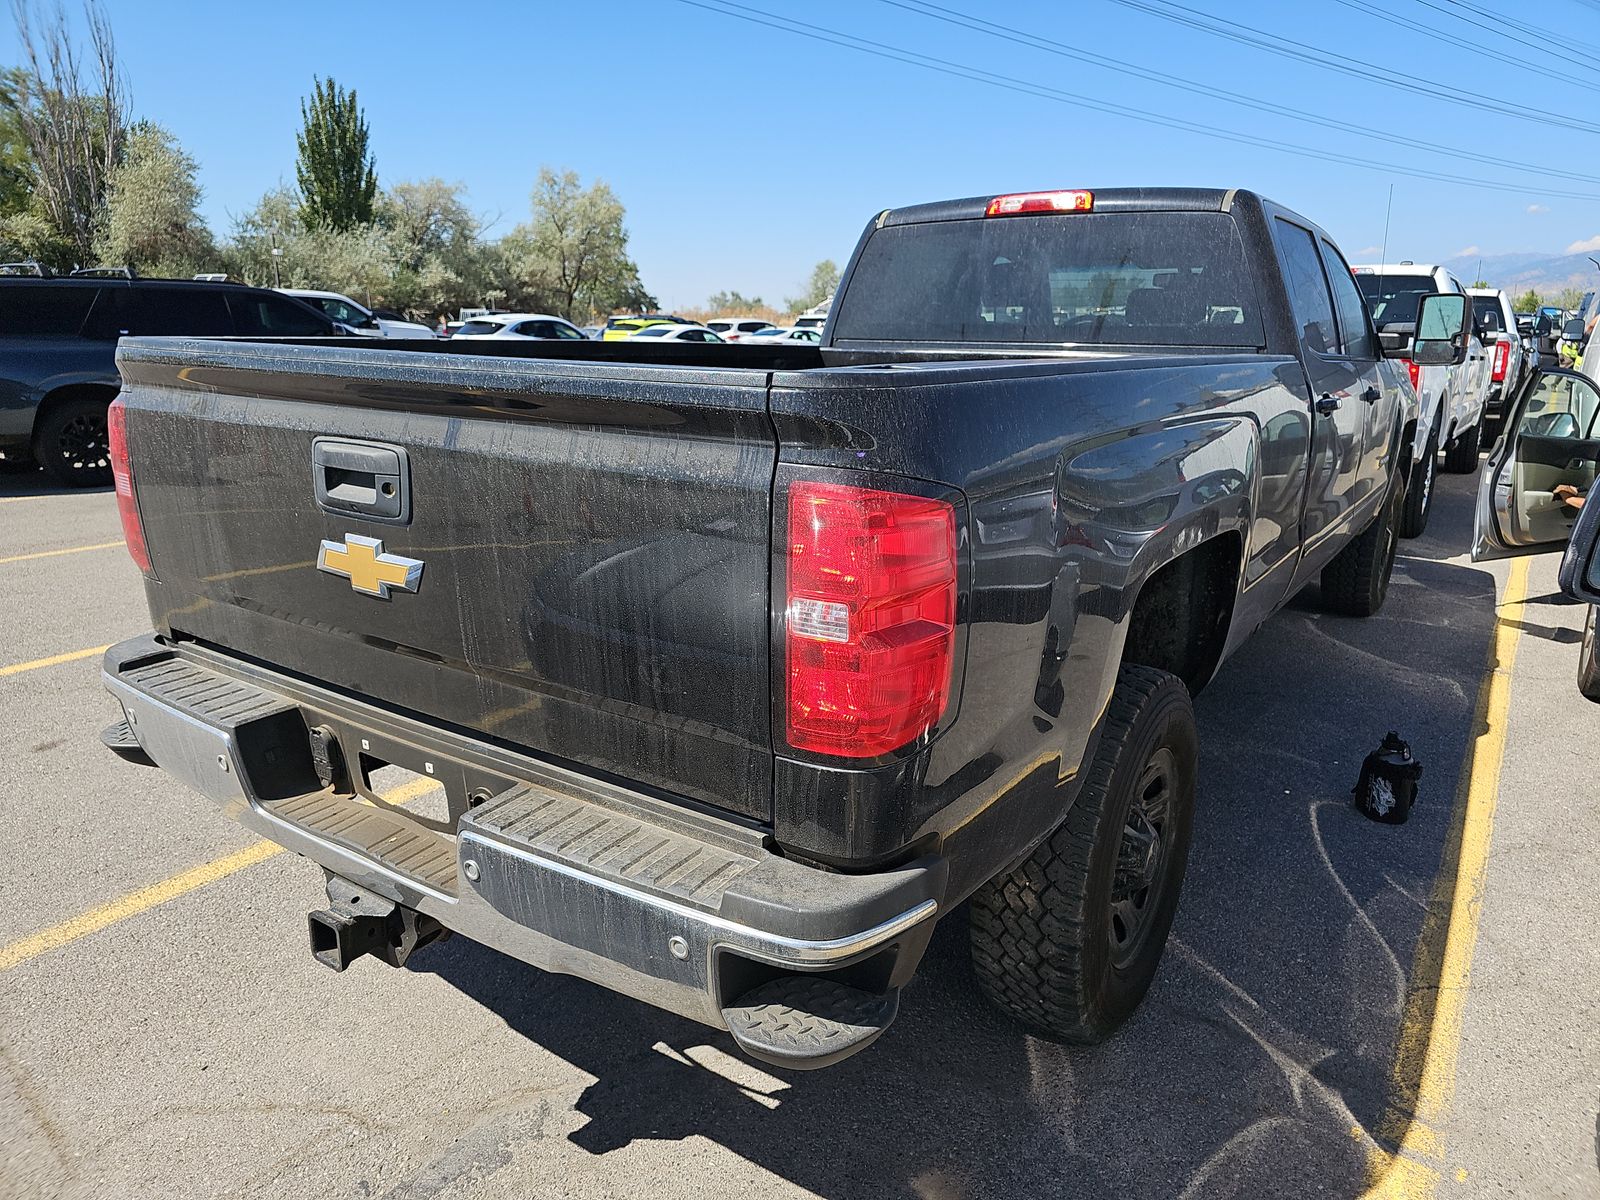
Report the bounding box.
[1354,263,1491,537]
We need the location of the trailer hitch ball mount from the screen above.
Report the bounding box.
[307,872,448,971]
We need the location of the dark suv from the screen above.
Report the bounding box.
[0,278,340,485]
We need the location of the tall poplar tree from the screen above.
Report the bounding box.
[294,77,376,232]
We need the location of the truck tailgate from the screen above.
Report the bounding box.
[116,339,777,821]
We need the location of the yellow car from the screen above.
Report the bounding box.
[600,315,687,341]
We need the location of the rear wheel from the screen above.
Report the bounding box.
[33,395,112,486]
[1579,606,1600,703]
[970,664,1196,1044]
[1321,472,1402,617]
[1442,417,1482,473]
[1399,419,1438,539]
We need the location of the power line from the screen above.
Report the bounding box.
[1439,0,1600,61]
[676,0,1600,201]
[1329,0,1600,88]
[1107,0,1600,136]
[880,0,1600,189]
[1415,0,1600,75]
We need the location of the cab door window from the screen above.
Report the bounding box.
[1274,220,1338,356]
[1319,241,1376,360]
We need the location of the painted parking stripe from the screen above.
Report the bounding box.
[0,540,124,566]
[0,776,442,973]
[1362,556,1532,1198]
[0,644,112,678]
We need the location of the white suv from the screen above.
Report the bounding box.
[1353,263,1492,536]
[279,289,437,339]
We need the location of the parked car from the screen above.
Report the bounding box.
[1354,262,1492,537]
[450,313,589,341]
[793,296,832,328]
[1533,307,1568,368]
[0,277,339,484]
[100,186,1444,1069]
[740,326,823,345]
[1474,362,1600,699]
[280,289,437,339]
[600,314,694,341]
[579,326,602,340]
[1469,287,1527,426]
[628,323,727,342]
[704,318,775,342]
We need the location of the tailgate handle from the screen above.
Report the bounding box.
[312,438,410,523]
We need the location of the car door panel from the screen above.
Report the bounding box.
[1475,369,1600,559]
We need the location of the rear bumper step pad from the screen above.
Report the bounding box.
[102,634,943,1063]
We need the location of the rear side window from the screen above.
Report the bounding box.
[456,320,503,336]
[0,285,97,336]
[229,293,334,336]
[831,211,1265,348]
[1319,240,1375,359]
[83,286,232,339]
[1273,220,1337,356]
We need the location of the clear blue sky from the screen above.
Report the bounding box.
[12,0,1600,307]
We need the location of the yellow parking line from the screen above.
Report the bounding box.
[0,775,443,973]
[0,540,124,566]
[1363,556,1532,1197]
[0,644,111,678]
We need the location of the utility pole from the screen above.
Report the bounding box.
[270,230,282,289]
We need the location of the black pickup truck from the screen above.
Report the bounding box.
[100,187,1470,1069]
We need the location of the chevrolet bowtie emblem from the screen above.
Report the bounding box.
[317,534,424,599]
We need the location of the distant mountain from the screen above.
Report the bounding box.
[1440,249,1600,297]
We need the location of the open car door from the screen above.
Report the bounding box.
[1473,368,1600,561]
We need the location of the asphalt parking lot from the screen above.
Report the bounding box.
[1,466,1596,1200]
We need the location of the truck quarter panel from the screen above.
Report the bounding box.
[768,355,1304,889]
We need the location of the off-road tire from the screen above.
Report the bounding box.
[1578,606,1600,703]
[1399,419,1438,539]
[970,664,1196,1044]
[33,395,112,487]
[1442,417,1482,473]
[1321,472,1402,617]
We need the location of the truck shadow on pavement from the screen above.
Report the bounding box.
[418,481,1501,1199]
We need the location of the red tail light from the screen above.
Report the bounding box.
[1405,358,1421,392]
[1491,339,1510,382]
[785,480,958,758]
[107,398,153,577]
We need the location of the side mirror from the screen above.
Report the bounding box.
[1413,293,1470,366]
[1562,317,1588,342]
[1558,490,1600,604]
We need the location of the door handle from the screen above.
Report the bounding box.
[1316,393,1341,415]
[1361,386,1381,404]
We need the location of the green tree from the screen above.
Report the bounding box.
[706,289,763,313]
[1553,286,1584,311]
[295,77,377,232]
[1513,289,1543,313]
[501,168,653,321]
[2,2,127,267]
[93,122,214,274]
[0,70,33,220]
[786,259,839,313]
[375,179,486,317]
[1471,278,1489,288]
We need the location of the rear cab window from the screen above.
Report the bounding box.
[830,211,1265,348]
[1355,273,1436,329]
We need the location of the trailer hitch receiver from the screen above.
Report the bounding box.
[307,873,447,971]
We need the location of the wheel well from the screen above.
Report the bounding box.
[1122,532,1242,696]
[32,383,118,446]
